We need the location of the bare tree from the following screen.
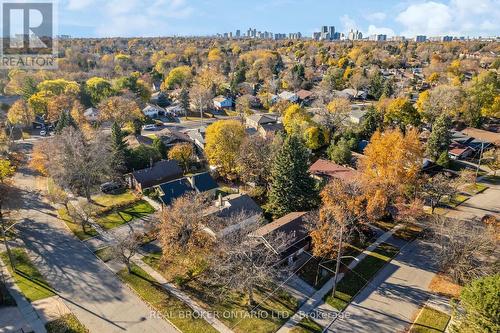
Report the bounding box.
[202,220,292,307]
[428,216,498,284]
[46,182,70,211]
[112,232,143,273]
[68,202,97,234]
[421,174,458,213]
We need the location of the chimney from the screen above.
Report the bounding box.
[218,193,223,207]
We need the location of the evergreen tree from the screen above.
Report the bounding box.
[110,121,129,172]
[54,111,77,134]
[426,114,452,161]
[327,138,352,165]
[179,88,190,117]
[153,137,168,159]
[267,135,318,218]
[359,106,381,140]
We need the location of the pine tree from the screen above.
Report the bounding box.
[110,122,129,172]
[54,111,77,134]
[426,114,452,161]
[153,137,167,159]
[267,134,318,218]
[179,88,190,118]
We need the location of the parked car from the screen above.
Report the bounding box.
[40,130,47,136]
[142,124,156,131]
[100,181,124,194]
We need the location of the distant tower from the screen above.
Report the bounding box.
[328,26,335,39]
[236,30,241,38]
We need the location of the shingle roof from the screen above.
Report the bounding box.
[159,178,193,206]
[132,160,183,189]
[214,194,263,219]
[190,172,218,192]
[308,159,359,183]
[461,127,500,146]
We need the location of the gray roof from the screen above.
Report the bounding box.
[131,160,183,189]
[214,194,263,219]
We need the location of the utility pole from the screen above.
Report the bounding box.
[476,141,484,179]
[332,224,344,298]
[0,200,15,270]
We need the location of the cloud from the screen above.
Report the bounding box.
[367,25,395,37]
[340,14,358,32]
[396,0,500,36]
[365,12,386,22]
[67,0,95,10]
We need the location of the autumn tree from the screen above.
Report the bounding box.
[359,128,423,218]
[7,100,34,127]
[326,98,351,131]
[29,141,50,175]
[112,232,143,273]
[67,202,97,235]
[483,148,500,176]
[426,114,452,161]
[0,159,15,183]
[98,96,143,125]
[85,77,114,106]
[267,135,317,218]
[179,87,190,117]
[168,143,194,172]
[46,181,70,211]
[205,120,245,178]
[384,97,420,129]
[162,66,192,90]
[236,135,274,187]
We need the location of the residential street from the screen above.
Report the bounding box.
[326,240,439,333]
[6,145,178,333]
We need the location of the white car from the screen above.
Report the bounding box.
[142,124,156,131]
[40,130,47,136]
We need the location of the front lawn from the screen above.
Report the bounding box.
[46,314,88,333]
[91,191,138,209]
[291,317,323,333]
[57,206,98,240]
[410,306,450,333]
[0,249,55,302]
[325,243,399,310]
[463,183,488,195]
[118,264,218,333]
[95,200,155,230]
[440,194,470,208]
[142,253,299,333]
[393,223,423,241]
[94,247,114,262]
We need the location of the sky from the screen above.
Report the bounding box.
[54,0,500,38]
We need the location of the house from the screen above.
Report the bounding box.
[213,96,233,109]
[83,107,100,123]
[187,127,206,151]
[158,178,194,206]
[349,109,368,124]
[278,91,299,103]
[204,194,263,237]
[461,128,500,147]
[142,104,166,118]
[449,146,474,160]
[128,160,183,192]
[246,114,278,130]
[251,212,311,264]
[336,89,368,100]
[150,92,170,107]
[126,134,154,148]
[296,90,314,104]
[308,159,360,183]
[187,172,218,194]
[155,128,193,148]
[259,122,284,139]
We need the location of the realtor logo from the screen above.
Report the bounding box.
[1,1,57,69]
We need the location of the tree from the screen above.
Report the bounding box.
[359,105,381,140]
[98,96,143,126]
[483,148,500,176]
[421,174,457,213]
[152,137,167,159]
[236,136,274,187]
[0,159,15,183]
[67,202,97,234]
[110,122,129,172]
[303,126,329,150]
[282,104,311,135]
[235,95,252,120]
[46,181,70,211]
[426,114,452,161]
[384,97,420,129]
[359,128,423,218]
[451,274,500,333]
[168,143,194,172]
[46,127,114,201]
[205,120,245,178]
[204,222,291,307]
[85,77,114,105]
[327,138,352,165]
[189,82,213,121]
[112,232,143,273]
[114,72,151,102]
[267,135,317,218]
[54,111,77,134]
[127,145,161,171]
[417,85,464,123]
[162,66,193,90]
[7,100,34,127]
[326,98,351,131]
[29,141,50,176]
[179,87,190,117]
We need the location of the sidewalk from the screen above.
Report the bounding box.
[276,224,405,332]
[0,257,46,333]
[132,255,234,333]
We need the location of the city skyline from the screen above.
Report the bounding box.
[56,0,500,38]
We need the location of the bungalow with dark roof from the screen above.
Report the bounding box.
[251,212,310,265]
[308,159,360,183]
[127,160,183,192]
[158,178,194,206]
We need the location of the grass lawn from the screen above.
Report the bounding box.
[463,183,489,195]
[95,200,155,230]
[118,264,218,333]
[410,306,450,333]
[94,247,114,262]
[440,194,470,208]
[393,223,423,241]
[448,161,487,176]
[142,253,299,333]
[46,314,88,333]
[91,191,138,208]
[373,220,398,232]
[325,243,399,310]
[291,317,323,333]
[0,249,55,302]
[57,206,98,240]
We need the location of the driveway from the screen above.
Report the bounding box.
[326,240,438,333]
[7,160,177,332]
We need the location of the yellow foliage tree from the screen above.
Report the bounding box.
[168,143,194,172]
[7,100,35,126]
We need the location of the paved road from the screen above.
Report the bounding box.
[326,240,438,333]
[7,160,178,333]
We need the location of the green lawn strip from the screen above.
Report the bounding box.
[325,243,399,310]
[393,223,423,241]
[57,206,98,240]
[46,313,88,333]
[410,306,450,333]
[94,247,114,262]
[463,183,489,195]
[0,249,55,302]
[142,253,299,333]
[95,200,155,230]
[441,194,470,208]
[291,317,323,333]
[373,220,398,231]
[118,264,218,333]
[91,191,138,208]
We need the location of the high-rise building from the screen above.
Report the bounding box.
[415,35,427,42]
[236,30,240,38]
[369,34,387,41]
[348,29,363,40]
[321,26,328,34]
[328,26,335,38]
